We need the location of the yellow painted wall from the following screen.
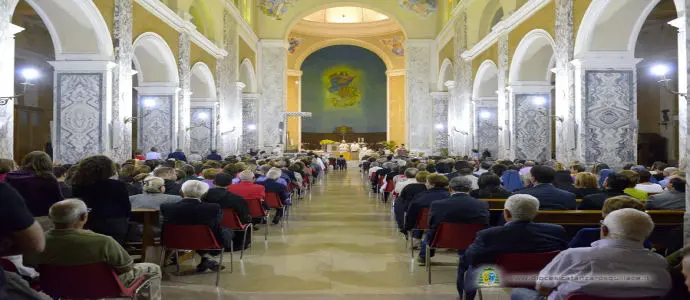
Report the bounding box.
[438,39,454,69]
[437,0,454,33]
[190,43,216,77]
[133,2,180,59]
[573,0,594,41]
[286,75,300,148]
[239,36,256,68]
[508,1,555,58]
[389,75,406,145]
[472,43,498,75]
[94,0,114,33]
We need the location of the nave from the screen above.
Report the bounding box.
[162,167,459,299]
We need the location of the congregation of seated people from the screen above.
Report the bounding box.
[360,153,688,299]
[0,149,327,299]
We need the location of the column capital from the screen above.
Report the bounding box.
[444,80,457,89]
[430,91,450,98]
[190,100,218,107]
[571,53,643,70]
[48,60,117,72]
[236,82,246,90]
[135,85,181,95]
[242,93,259,100]
[507,82,554,94]
[259,39,289,49]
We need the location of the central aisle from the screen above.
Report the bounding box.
[164,167,459,299]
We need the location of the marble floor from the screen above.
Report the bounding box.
[161,168,508,299]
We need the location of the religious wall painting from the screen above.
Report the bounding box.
[380,36,405,56]
[288,36,304,54]
[259,0,298,20]
[323,65,362,108]
[399,0,437,18]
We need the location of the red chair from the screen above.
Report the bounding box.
[39,262,159,299]
[246,198,270,241]
[566,294,660,300]
[407,207,430,258]
[161,224,227,286]
[426,222,485,284]
[221,209,253,259]
[264,192,287,227]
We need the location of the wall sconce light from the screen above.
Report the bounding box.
[652,64,686,99]
[532,96,547,106]
[452,126,469,135]
[221,126,237,135]
[479,111,491,119]
[1,67,40,105]
[532,97,563,122]
[434,123,445,130]
[196,112,209,120]
[247,124,257,131]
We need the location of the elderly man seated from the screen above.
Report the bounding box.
[227,170,266,201]
[39,199,161,299]
[646,177,686,210]
[512,208,671,300]
[256,168,290,225]
[161,181,230,272]
[459,194,569,300]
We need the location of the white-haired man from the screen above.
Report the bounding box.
[39,199,161,299]
[257,168,290,224]
[227,170,266,201]
[459,194,568,300]
[515,208,671,300]
[161,181,230,273]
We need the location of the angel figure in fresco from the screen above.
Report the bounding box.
[381,36,405,56]
[328,72,355,93]
[259,0,296,20]
[288,36,303,54]
[399,0,438,17]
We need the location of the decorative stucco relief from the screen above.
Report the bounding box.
[138,95,173,156]
[0,0,20,159]
[55,74,104,164]
[584,71,636,169]
[110,0,133,163]
[514,94,552,161]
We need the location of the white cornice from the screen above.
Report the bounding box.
[461,0,551,60]
[242,93,260,100]
[259,39,289,49]
[222,0,258,53]
[49,60,117,71]
[435,18,455,50]
[134,0,227,58]
[386,69,406,77]
[291,19,401,38]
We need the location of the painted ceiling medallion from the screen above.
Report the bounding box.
[260,0,298,20]
[288,36,304,54]
[399,0,437,18]
[381,36,405,56]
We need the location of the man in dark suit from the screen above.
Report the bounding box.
[458,194,569,300]
[446,160,472,180]
[153,167,182,196]
[403,174,450,238]
[203,173,251,223]
[161,181,231,272]
[579,173,629,210]
[256,168,290,224]
[418,176,489,264]
[519,165,577,210]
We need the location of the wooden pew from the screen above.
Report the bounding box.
[482,198,582,210]
[532,210,684,226]
[130,209,159,262]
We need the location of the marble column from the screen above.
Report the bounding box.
[135,86,179,157]
[241,93,259,153]
[190,102,216,156]
[430,92,449,155]
[178,31,191,153]
[681,4,690,243]
[554,0,576,163]
[571,56,640,169]
[217,9,240,156]
[405,39,434,154]
[452,13,473,156]
[474,99,499,159]
[508,84,553,161]
[49,61,116,163]
[0,16,22,159]
[110,0,133,163]
[231,82,245,154]
[258,39,287,149]
[497,34,511,159]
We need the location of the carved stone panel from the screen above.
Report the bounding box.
[55,73,104,163]
[138,95,173,156]
[431,92,449,154]
[584,71,636,168]
[241,93,259,153]
[190,107,213,156]
[514,94,552,161]
[259,43,286,148]
[476,106,499,158]
[406,41,433,152]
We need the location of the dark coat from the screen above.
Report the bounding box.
[164,180,182,196]
[428,193,490,242]
[167,151,187,162]
[461,221,569,268]
[257,179,289,204]
[404,187,450,231]
[72,179,132,243]
[161,198,230,247]
[203,188,251,224]
[5,170,64,217]
[575,187,602,198]
[579,190,626,210]
[519,183,577,210]
[206,153,222,161]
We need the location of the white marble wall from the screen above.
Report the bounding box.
[258,40,287,149]
[475,104,499,158]
[513,94,552,161]
[406,39,433,153]
[431,92,449,155]
[217,10,240,156]
[241,93,259,153]
[0,0,20,159]
[190,106,214,156]
[178,31,191,153]
[110,0,133,163]
[138,94,174,156]
[497,35,510,159]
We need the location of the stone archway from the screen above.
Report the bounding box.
[473,60,499,158]
[189,62,217,157]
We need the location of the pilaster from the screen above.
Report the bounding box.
[217,9,240,156]
[405,39,434,154]
[554,0,576,163]
[258,39,287,150]
[497,34,510,159]
[0,19,22,159]
[241,93,259,153]
[430,91,449,155]
[110,0,134,163]
[178,30,191,153]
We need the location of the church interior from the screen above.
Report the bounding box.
[1,0,690,299]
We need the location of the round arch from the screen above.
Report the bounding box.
[239,59,258,93]
[473,60,499,99]
[295,38,394,70]
[190,62,216,100]
[132,32,179,85]
[283,1,408,40]
[13,0,113,60]
[509,29,556,84]
[477,0,503,40]
[574,0,667,58]
[437,58,454,91]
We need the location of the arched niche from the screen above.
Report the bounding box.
[132,32,179,86]
[13,0,113,60]
[239,58,258,93]
[437,58,454,92]
[509,29,555,84]
[295,38,394,71]
[190,62,216,100]
[473,60,499,99]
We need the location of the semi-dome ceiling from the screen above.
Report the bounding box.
[303,7,389,24]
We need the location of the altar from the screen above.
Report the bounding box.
[326,141,362,160]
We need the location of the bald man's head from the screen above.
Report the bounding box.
[49,199,89,228]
